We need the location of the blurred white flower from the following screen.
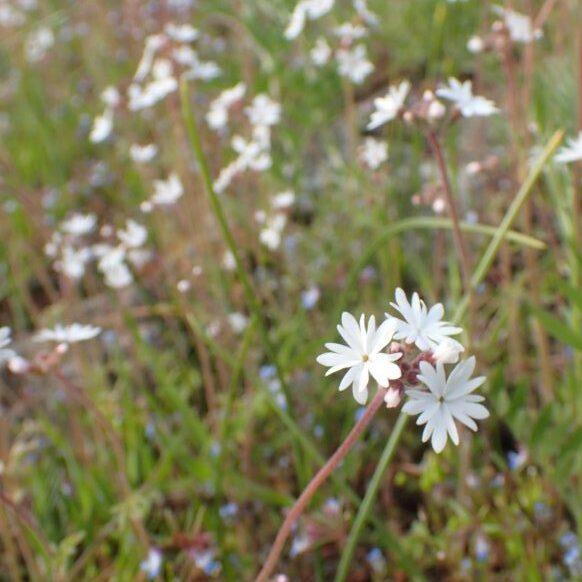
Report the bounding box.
[402,357,489,453]
[228,312,249,333]
[245,94,281,127]
[101,86,121,108]
[25,26,54,63]
[95,245,133,288]
[555,132,582,164]
[388,288,463,352]
[0,327,16,365]
[367,81,411,130]
[436,78,498,117]
[336,45,374,85]
[165,22,199,42]
[61,213,97,236]
[467,35,485,53]
[310,38,331,66]
[90,109,113,143]
[206,83,246,130]
[285,0,335,40]
[35,323,102,344]
[134,34,166,82]
[140,548,163,580]
[492,6,542,43]
[260,214,287,250]
[56,246,92,280]
[151,173,184,205]
[272,190,295,209]
[334,22,367,42]
[130,144,158,163]
[117,219,147,248]
[317,313,402,405]
[359,137,388,170]
[353,0,378,26]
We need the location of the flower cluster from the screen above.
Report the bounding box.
[317,288,489,453]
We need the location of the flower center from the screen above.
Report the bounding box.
[362,354,369,362]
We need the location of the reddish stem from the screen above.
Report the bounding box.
[255,388,387,582]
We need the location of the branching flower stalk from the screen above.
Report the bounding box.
[256,291,489,581]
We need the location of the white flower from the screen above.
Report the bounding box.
[56,246,92,280]
[35,323,102,344]
[336,45,374,85]
[285,0,335,40]
[165,22,199,42]
[206,83,246,130]
[388,288,463,352]
[367,81,410,130]
[555,132,582,164]
[436,78,498,117]
[101,86,121,108]
[117,219,147,248]
[228,312,248,334]
[334,22,367,42]
[272,191,295,209]
[25,26,54,63]
[130,144,158,163]
[353,0,379,26]
[432,338,464,364]
[310,38,331,66]
[492,6,542,43]
[359,138,388,170]
[402,357,489,453]
[259,214,287,250]
[0,327,16,365]
[140,548,163,580]
[317,313,402,405]
[151,173,183,205]
[134,34,166,82]
[90,109,113,143]
[61,213,97,236]
[245,94,281,127]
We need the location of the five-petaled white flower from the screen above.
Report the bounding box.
[34,324,102,344]
[402,357,489,453]
[388,288,463,352]
[436,78,498,117]
[555,132,582,164]
[317,313,402,405]
[367,81,411,130]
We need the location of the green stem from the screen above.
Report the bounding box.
[333,413,409,582]
[454,130,563,323]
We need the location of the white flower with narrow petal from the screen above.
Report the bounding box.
[402,357,489,453]
[555,132,582,164]
[317,313,402,405]
[388,288,463,352]
[367,81,411,130]
[35,323,102,344]
[436,78,498,117]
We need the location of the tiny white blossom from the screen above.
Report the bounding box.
[61,213,97,236]
[492,6,542,43]
[353,0,379,26]
[151,173,183,205]
[130,144,158,163]
[228,312,249,334]
[272,191,296,209]
[57,246,92,280]
[165,22,199,42]
[35,323,102,344]
[555,132,582,164]
[334,22,367,42]
[245,94,281,127]
[387,288,463,352]
[336,45,374,85]
[285,0,335,40]
[310,38,331,66]
[359,138,388,170]
[206,83,246,130]
[367,81,411,130]
[436,78,498,117]
[317,313,402,405]
[101,86,121,108]
[117,219,147,248]
[90,109,113,143]
[25,26,54,63]
[432,338,464,364]
[402,357,489,453]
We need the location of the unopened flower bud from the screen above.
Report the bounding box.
[384,387,402,408]
[467,35,485,54]
[432,339,464,364]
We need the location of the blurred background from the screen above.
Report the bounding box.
[1,0,582,580]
